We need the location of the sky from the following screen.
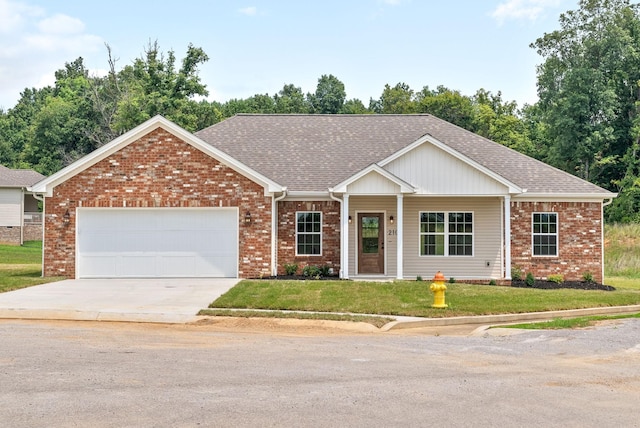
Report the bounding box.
[0,0,577,111]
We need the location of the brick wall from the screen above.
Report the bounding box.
[24,224,42,241]
[0,226,20,245]
[43,128,272,278]
[277,200,340,275]
[511,201,603,282]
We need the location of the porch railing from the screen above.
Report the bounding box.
[23,212,43,224]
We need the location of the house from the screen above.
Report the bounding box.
[0,165,45,245]
[30,114,616,282]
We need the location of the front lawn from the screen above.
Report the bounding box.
[209,279,640,318]
[0,241,62,293]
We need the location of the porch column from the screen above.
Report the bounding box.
[342,194,349,279]
[504,195,512,279]
[396,194,403,280]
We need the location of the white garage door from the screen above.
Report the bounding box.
[77,208,238,278]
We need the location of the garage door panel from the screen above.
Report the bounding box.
[77,208,239,278]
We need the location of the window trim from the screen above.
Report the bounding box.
[531,212,558,257]
[418,211,474,257]
[295,211,322,256]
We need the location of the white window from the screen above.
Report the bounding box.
[420,212,473,256]
[296,212,322,255]
[532,212,558,256]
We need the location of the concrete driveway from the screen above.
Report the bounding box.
[0,278,239,323]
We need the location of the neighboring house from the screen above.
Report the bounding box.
[30,114,616,282]
[0,165,45,245]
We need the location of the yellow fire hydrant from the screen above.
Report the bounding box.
[430,271,448,308]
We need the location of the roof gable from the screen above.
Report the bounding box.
[331,164,415,194]
[30,116,283,196]
[195,114,614,198]
[381,135,518,195]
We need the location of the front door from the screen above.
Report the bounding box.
[358,213,384,274]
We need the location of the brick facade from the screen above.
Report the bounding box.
[43,128,272,278]
[510,201,603,283]
[0,226,20,245]
[276,200,341,275]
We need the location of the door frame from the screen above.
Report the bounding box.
[355,210,386,275]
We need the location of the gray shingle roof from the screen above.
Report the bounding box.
[195,114,613,196]
[0,164,46,187]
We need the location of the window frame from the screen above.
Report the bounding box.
[295,211,322,256]
[419,211,474,257]
[531,212,558,257]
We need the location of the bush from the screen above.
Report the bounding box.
[283,263,298,276]
[448,277,456,284]
[489,279,497,286]
[319,265,331,276]
[416,275,423,281]
[525,272,535,287]
[548,274,564,284]
[582,271,594,282]
[511,266,522,281]
[302,265,321,277]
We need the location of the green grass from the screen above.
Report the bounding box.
[0,240,43,265]
[0,241,63,292]
[502,312,640,330]
[605,223,640,278]
[210,280,640,318]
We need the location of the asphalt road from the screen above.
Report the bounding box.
[1,318,639,428]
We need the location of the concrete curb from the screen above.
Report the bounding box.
[381,305,640,331]
[0,308,200,324]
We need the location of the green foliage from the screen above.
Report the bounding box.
[547,274,564,284]
[489,280,497,286]
[526,272,536,287]
[319,265,332,276]
[604,223,640,277]
[511,266,523,281]
[283,263,298,276]
[307,74,346,114]
[582,271,594,282]
[416,275,423,281]
[448,277,456,284]
[302,265,321,278]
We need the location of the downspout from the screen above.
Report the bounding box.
[329,191,344,278]
[271,188,288,276]
[601,198,613,284]
[31,192,45,278]
[19,188,25,245]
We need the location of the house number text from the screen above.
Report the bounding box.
[388,229,397,236]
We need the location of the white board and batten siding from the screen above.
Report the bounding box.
[347,172,401,194]
[384,143,509,195]
[76,208,238,278]
[0,188,22,226]
[403,197,503,279]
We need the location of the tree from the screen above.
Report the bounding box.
[113,41,210,132]
[532,0,640,187]
[374,82,416,114]
[416,86,475,129]
[274,84,309,113]
[307,74,346,114]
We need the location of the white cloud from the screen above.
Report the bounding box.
[37,13,85,34]
[490,0,562,25]
[238,6,257,16]
[0,0,103,109]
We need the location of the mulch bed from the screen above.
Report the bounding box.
[511,280,615,291]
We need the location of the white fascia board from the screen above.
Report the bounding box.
[331,164,416,194]
[29,115,284,196]
[378,134,524,195]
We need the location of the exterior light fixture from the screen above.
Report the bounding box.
[348,215,352,224]
[63,209,70,224]
[244,211,252,224]
[389,215,394,224]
